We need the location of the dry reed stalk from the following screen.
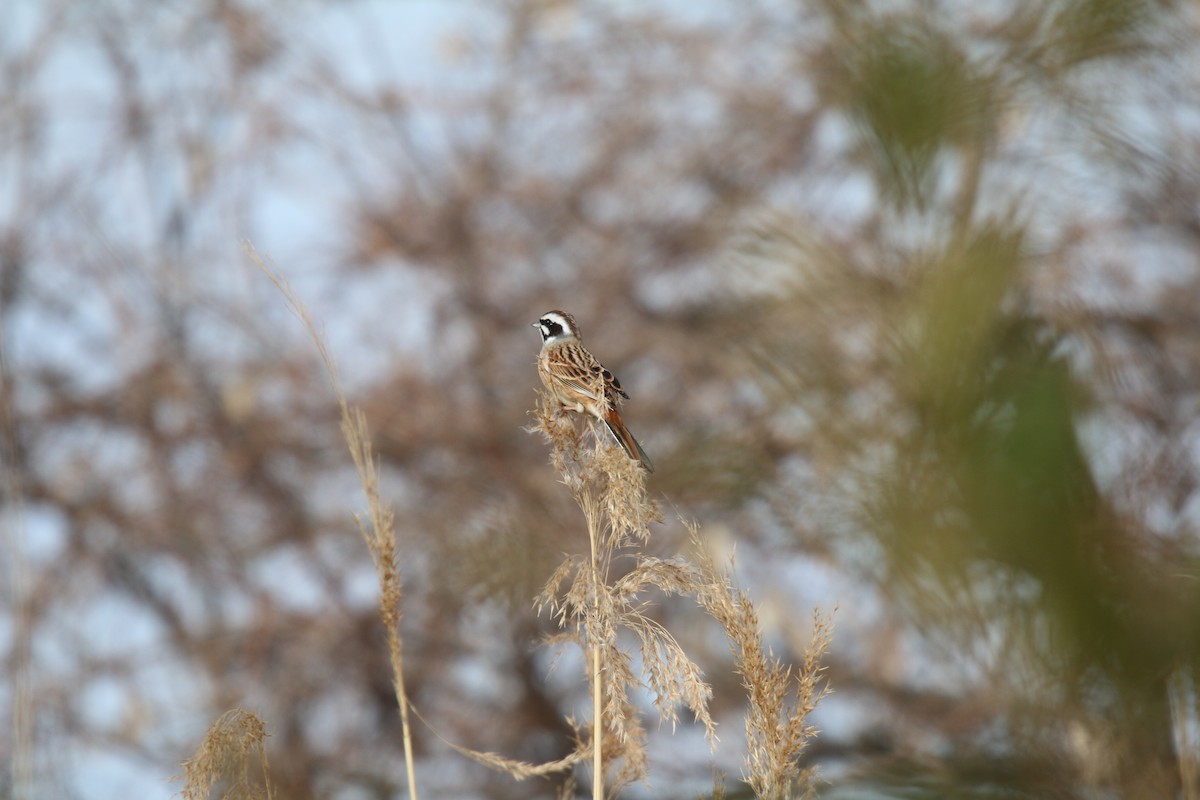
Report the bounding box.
[533,394,728,795]
[241,253,832,797]
[532,391,832,798]
[687,524,833,800]
[442,735,586,778]
[249,245,419,800]
[589,520,603,800]
[177,708,274,800]
[532,393,667,795]
[252,247,587,792]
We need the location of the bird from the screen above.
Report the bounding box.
[533,310,654,473]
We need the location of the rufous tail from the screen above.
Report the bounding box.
[603,409,654,473]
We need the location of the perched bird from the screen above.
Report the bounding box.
[533,310,654,473]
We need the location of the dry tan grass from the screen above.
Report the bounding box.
[188,250,833,799]
[530,393,832,798]
[177,708,274,800]
[249,247,419,800]
[688,524,833,800]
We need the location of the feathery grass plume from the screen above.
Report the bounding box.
[177,708,274,800]
[532,392,833,798]
[248,245,419,800]
[688,524,833,800]
[532,392,721,795]
[533,391,713,795]
[710,766,728,800]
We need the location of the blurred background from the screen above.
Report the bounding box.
[3,0,1200,797]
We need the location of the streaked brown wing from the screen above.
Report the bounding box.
[603,368,629,401]
[543,344,605,402]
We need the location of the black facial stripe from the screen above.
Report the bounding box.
[540,318,564,339]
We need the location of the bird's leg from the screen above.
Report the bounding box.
[576,422,594,446]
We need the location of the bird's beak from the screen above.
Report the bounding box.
[531,322,539,328]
